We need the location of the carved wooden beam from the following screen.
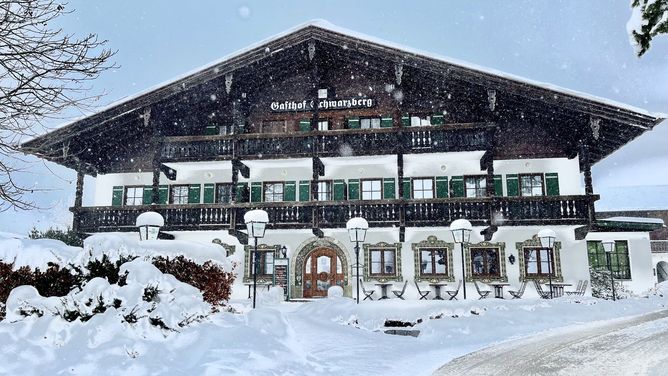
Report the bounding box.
[229,228,248,244]
[160,164,177,181]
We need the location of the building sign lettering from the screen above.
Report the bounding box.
[270,97,375,112]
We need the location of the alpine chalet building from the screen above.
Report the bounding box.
[22,21,666,299]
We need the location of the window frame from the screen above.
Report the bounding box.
[369,248,397,277]
[587,240,631,280]
[261,119,287,134]
[409,114,432,127]
[469,247,501,279]
[523,247,555,277]
[411,177,435,199]
[418,247,449,277]
[317,119,329,131]
[360,117,382,129]
[360,178,383,201]
[464,175,488,198]
[316,180,333,201]
[124,186,144,206]
[519,173,545,197]
[263,181,285,202]
[169,185,189,205]
[215,183,234,204]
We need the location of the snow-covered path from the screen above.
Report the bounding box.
[433,309,668,376]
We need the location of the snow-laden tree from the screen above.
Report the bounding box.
[0,0,115,211]
[628,0,668,56]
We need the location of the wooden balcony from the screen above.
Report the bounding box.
[71,195,595,233]
[160,123,492,162]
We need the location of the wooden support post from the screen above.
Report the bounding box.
[151,151,161,204]
[580,143,596,223]
[72,165,85,233]
[483,127,498,241]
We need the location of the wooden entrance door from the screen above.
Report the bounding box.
[303,247,345,298]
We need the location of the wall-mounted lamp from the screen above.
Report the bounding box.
[508,254,516,265]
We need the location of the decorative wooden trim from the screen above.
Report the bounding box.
[243,243,281,284]
[363,241,403,282]
[464,241,508,283]
[411,235,454,282]
[515,235,563,283]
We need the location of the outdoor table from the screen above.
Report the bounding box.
[488,282,511,299]
[375,282,393,300]
[429,283,448,300]
[546,282,572,298]
[244,283,272,299]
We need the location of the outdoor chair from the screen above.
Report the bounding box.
[360,279,375,301]
[392,280,408,300]
[414,281,430,300]
[474,281,491,299]
[445,280,461,300]
[565,280,588,296]
[533,280,551,299]
[508,281,527,299]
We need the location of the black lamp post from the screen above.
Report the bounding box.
[244,209,268,309]
[346,217,368,304]
[538,229,557,299]
[602,240,617,301]
[450,218,472,300]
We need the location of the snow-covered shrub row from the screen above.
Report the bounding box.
[589,267,634,300]
[5,260,211,331]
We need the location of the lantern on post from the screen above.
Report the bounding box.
[450,218,472,300]
[538,228,557,299]
[244,209,269,309]
[136,212,164,241]
[346,217,368,304]
[601,240,617,301]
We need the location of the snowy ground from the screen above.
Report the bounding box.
[2,288,668,376]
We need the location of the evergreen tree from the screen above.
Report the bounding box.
[28,227,83,247]
[589,267,632,300]
[629,0,668,56]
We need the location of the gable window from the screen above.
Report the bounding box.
[410,115,432,127]
[263,182,284,202]
[412,178,434,199]
[370,248,396,276]
[216,183,234,204]
[317,88,328,99]
[317,120,329,131]
[170,185,189,204]
[523,248,554,276]
[124,186,144,206]
[587,240,631,279]
[470,247,501,278]
[360,117,381,129]
[419,248,448,276]
[361,179,382,200]
[465,176,487,198]
[520,174,544,197]
[317,181,332,201]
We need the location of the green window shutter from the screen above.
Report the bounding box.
[348,179,360,200]
[188,184,201,204]
[402,178,411,199]
[203,183,215,204]
[381,115,393,128]
[333,180,346,201]
[299,180,310,201]
[383,178,396,199]
[142,186,153,204]
[431,114,445,125]
[435,176,449,198]
[494,175,503,196]
[112,186,124,206]
[450,176,464,198]
[299,119,311,132]
[506,174,519,197]
[205,124,218,135]
[347,117,360,129]
[236,183,248,202]
[250,182,262,203]
[159,185,168,204]
[545,173,560,196]
[284,181,296,201]
[401,114,410,127]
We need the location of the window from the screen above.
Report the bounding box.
[170,185,189,204]
[124,186,143,206]
[465,176,487,198]
[520,174,544,197]
[215,183,234,203]
[263,182,284,202]
[523,248,554,276]
[412,178,434,199]
[317,181,332,201]
[361,179,382,200]
[410,115,431,127]
[370,249,396,276]
[251,251,274,277]
[317,88,328,99]
[587,241,631,279]
[262,120,287,133]
[360,117,381,129]
[470,248,501,278]
[419,248,448,276]
[317,120,329,131]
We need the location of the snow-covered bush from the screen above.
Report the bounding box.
[327,285,344,298]
[256,286,285,307]
[589,267,633,300]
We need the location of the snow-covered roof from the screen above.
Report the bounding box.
[600,216,665,225]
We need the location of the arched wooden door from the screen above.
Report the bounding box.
[303,247,345,298]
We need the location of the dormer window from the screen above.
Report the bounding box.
[317,88,328,99]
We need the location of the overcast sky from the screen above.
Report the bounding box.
[3,0,667,235]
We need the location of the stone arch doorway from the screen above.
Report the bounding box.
[657,261,668,283]
[292,237,350,298]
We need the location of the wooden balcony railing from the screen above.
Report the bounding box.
[160,122,492,161]
[72,195,595,233]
